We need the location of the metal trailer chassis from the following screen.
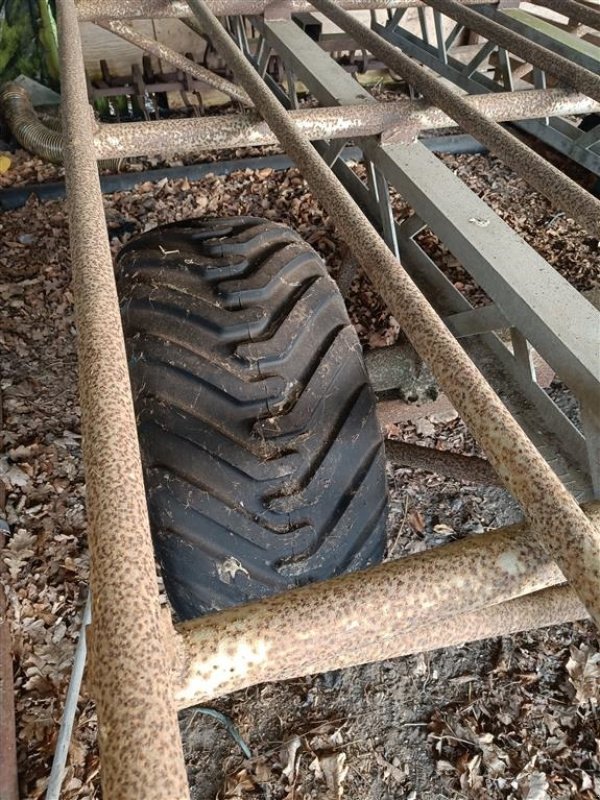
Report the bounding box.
[48,0,600,796]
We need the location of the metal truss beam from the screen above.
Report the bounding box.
[376,8,600,176]
[309,0,600,237]
[529,0,600,30]
[423,0,600,100]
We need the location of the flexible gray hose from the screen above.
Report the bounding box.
[0,82,119,169]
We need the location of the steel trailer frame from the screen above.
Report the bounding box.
[50,0,600,796]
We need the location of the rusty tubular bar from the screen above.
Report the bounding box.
[423,0,600,102]
[93,90,600,160]
[76,0,495,22]
[99,19,252,107]
[174,506,600,706]
[385,439,502,485]
[186,0,600,626]
[56,0,189,797]
[312,0,600,236]
[525,0,600,32]
[0,573,19,800]
[175,583,587,703]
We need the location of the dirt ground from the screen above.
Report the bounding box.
[1,145,599,800]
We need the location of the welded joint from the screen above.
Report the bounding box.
[380,118,421,145]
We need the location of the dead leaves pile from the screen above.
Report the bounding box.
[220,725,349,800]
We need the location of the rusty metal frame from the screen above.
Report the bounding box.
[49,0,600,796]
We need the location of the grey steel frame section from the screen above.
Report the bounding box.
[478,4,600,75]
[308,0,600,237]
[256,14,600,497]
[374,7,600,177]
[422,0,600,99]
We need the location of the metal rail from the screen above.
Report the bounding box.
[56,0,189,797]
[92,89,600,159]
[75,0,496,21]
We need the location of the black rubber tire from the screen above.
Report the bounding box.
[117,216,388,620]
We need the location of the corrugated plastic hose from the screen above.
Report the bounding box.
[0,82,119,169]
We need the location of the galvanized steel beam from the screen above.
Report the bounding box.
[56,0,189,797]
[375,16,600,176]
[261,17,595,495]
[261,18,600,421]
[530,0,600,31]
[422,0,600,101]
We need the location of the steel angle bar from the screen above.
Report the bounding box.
[529,0,600,31]
[174,505,600,707]
[184,0,600,624]
[56,0,189,797]
[310,0,600,237]
[76,0,497,22]
[98,19,252,106]
[315,139,591,496]
[422,0,600,101]
[363,139,600,408]
[480,5,600,76]
[92,91,600,160]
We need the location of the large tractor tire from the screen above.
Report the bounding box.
[117,216,388,621]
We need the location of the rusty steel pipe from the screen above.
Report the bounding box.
[175,583,587,704]
[313,0,600,237]
[186,0,600,627]
[422,0,600,103]
[93,90,600,160]
[56,0,189,797]
[385,439,502,485]
[174,506,600,706]
[99,19,252,107]
[76,0,496,22]
[530,0,600,30]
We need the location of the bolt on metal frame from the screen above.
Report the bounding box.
[53,0,600,796]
